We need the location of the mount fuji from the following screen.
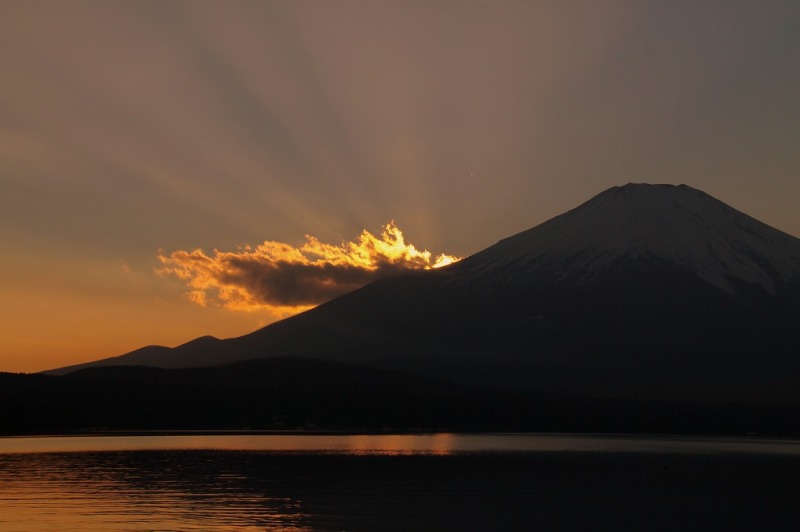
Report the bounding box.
[455,183,800,296]
[49,184,800,399]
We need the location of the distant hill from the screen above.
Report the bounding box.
[7,357,800,435]
[46,184,800,405]
[3,357,543,433]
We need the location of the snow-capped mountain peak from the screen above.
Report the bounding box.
[458,183,800,295]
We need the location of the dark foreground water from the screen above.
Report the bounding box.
[2,434,800,531]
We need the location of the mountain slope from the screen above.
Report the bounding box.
[454,183,800,295]
[48,184,800,396]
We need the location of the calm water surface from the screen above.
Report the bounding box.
[2,434,800,531]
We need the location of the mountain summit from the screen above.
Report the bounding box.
[455,183,800,296]
[49,184,800,396]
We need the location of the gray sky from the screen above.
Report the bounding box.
[2,0,799,371]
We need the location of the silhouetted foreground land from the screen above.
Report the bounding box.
[3,357,800,436]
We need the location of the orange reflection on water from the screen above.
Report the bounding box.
[344,433,457,455]
[0,451,313,532]
[0,433,461,455]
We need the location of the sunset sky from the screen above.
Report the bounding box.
[2,1,799,372]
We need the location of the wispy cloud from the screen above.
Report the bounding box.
[157,222,459,314]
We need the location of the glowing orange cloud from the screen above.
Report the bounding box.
[157,222,460,314]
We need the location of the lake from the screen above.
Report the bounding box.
[2,433,800,530]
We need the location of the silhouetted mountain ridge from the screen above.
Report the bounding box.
[3,357,546,433]
[47,184,800,400]
[9,356,800,435]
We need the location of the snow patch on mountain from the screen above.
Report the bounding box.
[458,184,800,295]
